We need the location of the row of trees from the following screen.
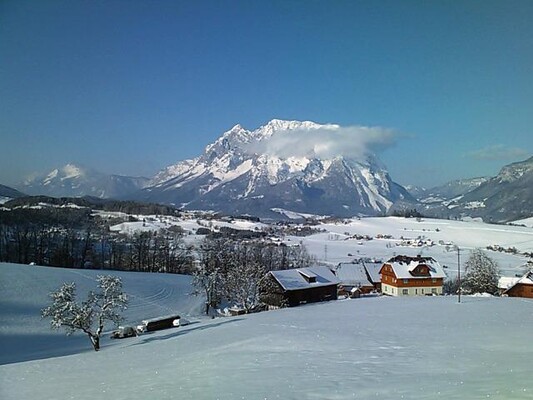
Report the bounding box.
[0,224,194,274]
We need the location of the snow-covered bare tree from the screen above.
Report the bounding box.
[223,244,268,312]
[462,249,500,295]
[42,275,128,351]
[192,238,229,315]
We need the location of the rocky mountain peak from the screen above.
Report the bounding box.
[139,120,414,218]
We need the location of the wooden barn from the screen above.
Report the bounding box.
[263,266,339,307]
[334,263,375,295]
[503,271,533,298]
[380,255,446,296]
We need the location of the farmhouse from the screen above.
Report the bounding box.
[334,263,375,295]
[503,271,533,298]
[264,266,339,307]
[380,255,446,296]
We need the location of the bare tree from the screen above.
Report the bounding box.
[192,238,229,315]
[223,243,268,312]
[42,275,128,351]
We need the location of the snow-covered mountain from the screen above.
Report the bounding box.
[421,156,533,222]
[137,119,415,218]
[22,164,149,199]
[0,184,25,204]
[410,177,490,204]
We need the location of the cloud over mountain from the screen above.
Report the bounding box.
[243,124,397,160]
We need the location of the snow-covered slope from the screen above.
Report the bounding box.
[1,269,532,399]
[0,184,25,204]
[138,120,415,217]
[0,263,203,365]
[411,177,489,204]
[421,156,533,222]
[22,164,150,199]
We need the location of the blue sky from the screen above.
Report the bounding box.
[1,0,532,188]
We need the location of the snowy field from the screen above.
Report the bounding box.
[1,216,532,399]
[104,214,532,278]
[295,217,532,278]
[0,263,203,365]
[1,263,532,400]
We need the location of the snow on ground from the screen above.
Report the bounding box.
[1,217,533,399]
[106,213,266,235]
[510,216,533,228]
[0,263,204,365]
[297,217,532,278]
[1,280,532,399]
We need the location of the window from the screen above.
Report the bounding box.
[421,289,425,294]
[432,279,437,283]
[403,279,409,284]
[432,288,437,294]
[402,289,408,295]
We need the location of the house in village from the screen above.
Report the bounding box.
[362,261,382,292]
[503,270,533,298]
[262,266,339,307]
[334,262,376,296]
[380,255,446,296]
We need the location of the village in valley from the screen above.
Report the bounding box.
[2,204,533,399]
[2,198,532,319]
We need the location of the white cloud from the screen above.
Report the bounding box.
[466,145,529,161]
[244,125,397,160]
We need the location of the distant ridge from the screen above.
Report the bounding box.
[0,184,26,201]
[421,156,533,222]
[21,163,149,199]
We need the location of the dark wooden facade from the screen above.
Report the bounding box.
[261,274,338,307]
[505,283,533,298]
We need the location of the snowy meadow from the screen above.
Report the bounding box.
[1,216,532,399]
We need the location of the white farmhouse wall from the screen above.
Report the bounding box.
[382,283,442,296]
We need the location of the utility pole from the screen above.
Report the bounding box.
[457,246,461,303]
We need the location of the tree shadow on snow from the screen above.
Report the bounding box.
[0,332,92,365]
[130,318,244,347]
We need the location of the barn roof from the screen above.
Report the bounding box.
[270,266,339,291]
[335,263,374,288]
[504,270,533,293]
[498,276,520,290]
[382,255,446,279]
[363,262,383,284]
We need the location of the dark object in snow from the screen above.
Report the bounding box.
[110,326,137,339]
[140,315,181,332]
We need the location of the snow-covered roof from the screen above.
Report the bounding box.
[335,263,373,288]
[504,270,533,293]
[382,255,446,279]
[270,266,339,291]
[498,276,520,290]
[363,262,383,284]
